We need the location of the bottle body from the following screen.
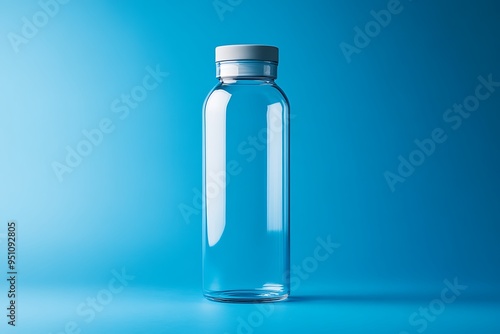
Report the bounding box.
[202,61,290,302]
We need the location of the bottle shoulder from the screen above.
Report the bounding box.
[205,81,289,107]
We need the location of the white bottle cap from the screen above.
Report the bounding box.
[215,45,279,63]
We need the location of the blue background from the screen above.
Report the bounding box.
[0,0,499,333]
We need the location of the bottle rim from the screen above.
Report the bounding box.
[216,60,278,79]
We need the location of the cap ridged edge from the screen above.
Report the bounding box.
[215,44,279,63]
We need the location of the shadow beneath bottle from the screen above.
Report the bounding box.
[286,293,500,304]
[286,293,423,304]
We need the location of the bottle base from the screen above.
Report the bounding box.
[204,289,289,303]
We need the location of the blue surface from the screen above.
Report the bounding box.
[0,0,499,333]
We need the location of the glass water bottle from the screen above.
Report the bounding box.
[202,45,290,302]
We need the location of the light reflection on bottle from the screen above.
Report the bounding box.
[267,102,283,232]
[205,89,231,247]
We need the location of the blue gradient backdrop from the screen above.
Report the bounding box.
[0,0,499,333]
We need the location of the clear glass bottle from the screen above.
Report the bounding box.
[202,45,290,302]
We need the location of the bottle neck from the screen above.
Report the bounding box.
[216,60,278,81]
